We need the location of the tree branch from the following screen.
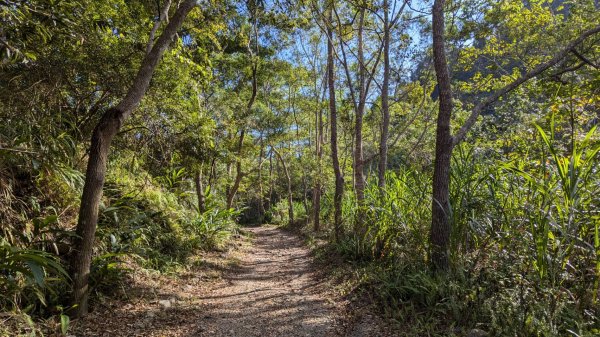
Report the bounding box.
[571,49,600,69]
[146,0,173,55]
[452,24,600,146]
[116,0,196,115]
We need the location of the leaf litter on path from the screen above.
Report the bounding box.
[72,226,391,337]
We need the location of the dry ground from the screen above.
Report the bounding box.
[72,226,391,337]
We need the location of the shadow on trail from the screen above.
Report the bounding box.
[193,226,339,337]
[72,226,342,337]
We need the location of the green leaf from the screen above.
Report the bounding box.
[25,260,45,286]
[60,314,70,335]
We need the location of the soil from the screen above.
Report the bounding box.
[71,226,391,337]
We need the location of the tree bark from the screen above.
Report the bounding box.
[327,5,344,242]
[378,0,390,189]
[272,146,294,225]
[268,151,274,210]
[69,0,197,317]
[257,138,265,223]
[430,0,454,272]
[146,0,172,55]
[312,82,324,232]
[208,157,216,194]
[353,8,367,236]
[312,156,322,230]
[226,129,245,209]
[195,168,206,214]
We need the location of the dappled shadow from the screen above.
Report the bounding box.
[189,226,340,337]
[71,226,341,337]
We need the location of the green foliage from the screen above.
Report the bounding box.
[365,171,431,260]
[269,200,306,227]
[328,121,600,335]
[185,208,241,251]
[502,120,600,287]
[95,160,240,275]
[1,0,600,335]
[330,171,430,261]
[0,240,69,311]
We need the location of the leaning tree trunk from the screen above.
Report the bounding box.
[430,0,454,272]
[327,5,344,242]
[69,0,197,317]
[226,63,257,209]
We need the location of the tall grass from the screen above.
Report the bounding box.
[504,121,599,289]
[327,121,600,335]
[364,170,431,260]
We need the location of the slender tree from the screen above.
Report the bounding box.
[69,0,198,316]
[377,0,390,189]
[272,145,294,225]
[327,3,344,241]
[226,16,259,208]
[312,77,324,231]
[257,136,266,222]
[333,3,382,236]
[226,128,246,208]
[353,7,367,234]
[195,167,206,213]
[429,0,454,271]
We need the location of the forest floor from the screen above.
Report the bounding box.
[71,226,393,337]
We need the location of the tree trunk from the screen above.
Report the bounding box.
[146,0,172,54]
[378,0,390,189]
[69,0,197,317]
[208,157,216,193]
[272,146,293,225]
[430,0,453,272]
[226,129,245,209]
[312,179,321,231]
[290,86,310,222]
[353,8,367,236]
[195,168,206,214]
[327,5,344,242]
[226,62,257,209]
[268,151,274,211]
[257,139,265,223]
[312,85,324,232]
[333,3,381,240]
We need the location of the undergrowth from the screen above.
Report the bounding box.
[310,123,600,337]
[0,148,240,335]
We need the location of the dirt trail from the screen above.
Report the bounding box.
[73,226,388,337]
[194,226,339,336]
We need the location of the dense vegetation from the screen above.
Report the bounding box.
[1,0,599,335]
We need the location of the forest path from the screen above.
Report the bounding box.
[74,226,392,336]
[192,225,339,336]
